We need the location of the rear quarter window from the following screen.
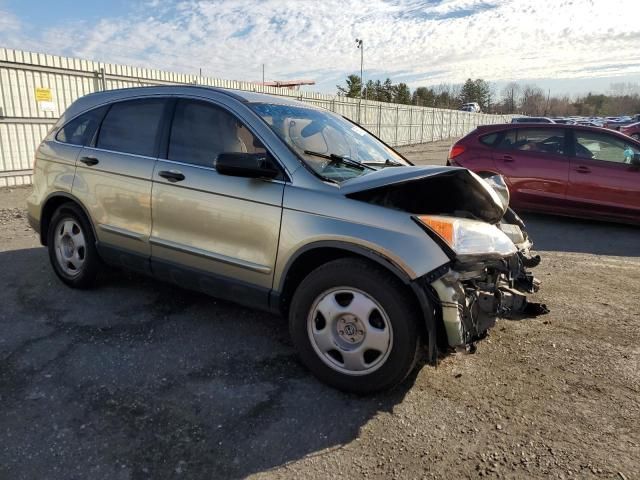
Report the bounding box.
[479,133,499,146]
[56,106,108,146]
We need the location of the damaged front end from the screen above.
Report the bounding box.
[415,212,547,352]
[346,167,546,353]
[428,247,545,352]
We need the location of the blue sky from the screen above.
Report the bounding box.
[1,0,639,98]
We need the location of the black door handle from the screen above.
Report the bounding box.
[502,155,514,162]
[158,170,185,182]
[575,166,591,174]
[79,156,99,166]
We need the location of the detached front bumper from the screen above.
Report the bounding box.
[425,252,543,349]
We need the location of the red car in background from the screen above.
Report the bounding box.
[620,122,640,141]
[448,124,640,225]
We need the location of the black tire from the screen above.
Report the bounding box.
[289,258,422,394]
[47,203,100,289]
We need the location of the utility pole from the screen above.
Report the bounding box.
[545,88,551,116]
[355,38,364,99]
[262,64,265,86]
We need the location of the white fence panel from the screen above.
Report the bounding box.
[0,47,512,185]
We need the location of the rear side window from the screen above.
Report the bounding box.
[56,106,108,146]
[497,128,564,155]
[168,100,266,168]
[96,99,166,157]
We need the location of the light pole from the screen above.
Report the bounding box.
[355,38,363,99]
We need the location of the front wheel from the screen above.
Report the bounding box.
[632,133,640,141]
[289,258,422,393]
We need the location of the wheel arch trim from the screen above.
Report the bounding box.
[39,191,97,246]
[276,240,412,295]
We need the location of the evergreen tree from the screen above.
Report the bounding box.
[412,87,436,106]
[394,83,412,104]
[337,74,362,98]
[381,78,394,102]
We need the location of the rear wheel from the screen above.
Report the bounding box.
[289,258,422,393]
[47,203,100,288]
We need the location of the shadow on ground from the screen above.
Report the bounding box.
[0,247,415,480]
[520,212,640,257]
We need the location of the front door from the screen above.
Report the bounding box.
[150,98,285,308]
[492,127,570,212]
[567,129,640,221]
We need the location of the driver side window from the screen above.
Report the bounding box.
[497,128,565,155]
[168,100,266,168]
[574,131,638,164]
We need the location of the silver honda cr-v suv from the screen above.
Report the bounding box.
[27,86,541,393]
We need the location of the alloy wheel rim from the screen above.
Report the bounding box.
[307,287,393,376]
[53,218,86,277]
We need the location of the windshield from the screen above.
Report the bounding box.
[249,102,410,183]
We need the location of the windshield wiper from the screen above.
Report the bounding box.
[303,150,376,171]
[363,158,405,167]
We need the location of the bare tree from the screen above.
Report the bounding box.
[501,82,521,113]
[520,84,546,116]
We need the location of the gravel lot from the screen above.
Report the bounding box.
[1,140,639,479]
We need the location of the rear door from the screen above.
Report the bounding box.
[72,97,169,272]
[150,98,285,307]
[567,129,640,221]
[492,127,570,210]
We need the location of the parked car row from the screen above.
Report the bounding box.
[512,114,640,132]
[512,116,604,127]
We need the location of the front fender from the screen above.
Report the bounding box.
[273,207,450,292]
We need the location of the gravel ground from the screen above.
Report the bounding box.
[0,140,639,479]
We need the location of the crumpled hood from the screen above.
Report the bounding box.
[339,165,455,194]
[342,165,507,224]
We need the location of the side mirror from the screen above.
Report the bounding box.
[216,152,280,179]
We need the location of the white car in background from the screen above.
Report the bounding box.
[460,102,481,113]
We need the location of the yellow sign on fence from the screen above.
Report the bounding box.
[35,87,52,102]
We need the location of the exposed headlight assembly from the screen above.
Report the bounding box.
[415,215,517,261]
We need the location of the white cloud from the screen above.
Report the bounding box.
[0,8,21,33]
[1,0,639,93]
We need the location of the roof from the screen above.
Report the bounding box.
[64,85,315,119]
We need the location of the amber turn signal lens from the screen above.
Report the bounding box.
[416,216,454,246]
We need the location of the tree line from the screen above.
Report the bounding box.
[337,75,640,116]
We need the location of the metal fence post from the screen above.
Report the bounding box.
[377,104,382,137]
[420,108,425,144]
[395,105,399,146]
[431,109,435,142]
[408,107,412,145]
